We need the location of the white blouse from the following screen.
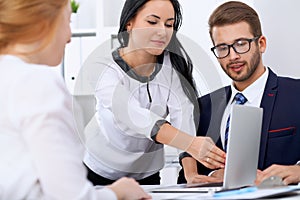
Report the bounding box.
[0,55,116,200]
[84,50,196,180]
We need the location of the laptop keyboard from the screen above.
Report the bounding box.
[186,182,223,188]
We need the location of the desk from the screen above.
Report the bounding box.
[143,186,300,200]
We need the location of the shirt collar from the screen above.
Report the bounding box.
[112,48,164,83]
[230,67,269,104]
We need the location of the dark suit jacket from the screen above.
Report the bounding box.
[178,68,300,183]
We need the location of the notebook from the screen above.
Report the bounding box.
[151,105,263,193]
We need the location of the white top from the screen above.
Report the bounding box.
[84,50,196,180]
[220,67,269,146]
[0,55,116,200]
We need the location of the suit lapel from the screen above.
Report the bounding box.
[206,87,231,146]
[258,69,278,169]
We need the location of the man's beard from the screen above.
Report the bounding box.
[222,49,261,82]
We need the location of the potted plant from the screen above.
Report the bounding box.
[70,0,80,29]
[71,0,80,13]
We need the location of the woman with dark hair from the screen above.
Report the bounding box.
[118,0,194,93]
[84,0,225,186]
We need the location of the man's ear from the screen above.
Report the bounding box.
[259,35,266,53]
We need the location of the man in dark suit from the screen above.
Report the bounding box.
[178,1,300,185]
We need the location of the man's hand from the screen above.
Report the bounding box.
[185,172,223,184]
[210,168,224,179]
[255,164,300,185]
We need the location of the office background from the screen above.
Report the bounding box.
[63,0,300,185]
[68,0,300,93]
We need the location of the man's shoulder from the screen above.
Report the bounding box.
[200,86,230,99]
[278,75,300,84]
[275,75,300,92]
[269,68,300,87]
[267,71,300,100]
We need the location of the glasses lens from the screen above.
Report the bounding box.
[212,37,258,59]
[233,39,250,54]
[214,45,229,58]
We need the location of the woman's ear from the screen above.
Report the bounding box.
[126,22,132,32]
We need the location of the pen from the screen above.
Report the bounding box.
[213,186,257,197]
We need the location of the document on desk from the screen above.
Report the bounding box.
[144,185,300,200]
[176,185,300,200]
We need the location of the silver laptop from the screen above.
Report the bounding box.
[151,105,263,193]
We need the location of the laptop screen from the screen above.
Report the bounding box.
[223,105,263,189]
[149,105,263,193]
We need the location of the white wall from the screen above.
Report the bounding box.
[75,0,97,29]
[254,0,300,78]
[74,0,300,95]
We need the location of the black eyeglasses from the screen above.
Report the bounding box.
[211,36,260,59]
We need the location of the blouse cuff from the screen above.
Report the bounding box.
[178,152,192,166]
[150,119,170,144]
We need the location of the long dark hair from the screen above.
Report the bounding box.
[117,0,198,102]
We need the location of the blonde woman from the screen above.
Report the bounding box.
[0,0,150,199]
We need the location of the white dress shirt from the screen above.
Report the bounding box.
[0,55,116,200]
[220,67,269,146]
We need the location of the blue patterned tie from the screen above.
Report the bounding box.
[224,93,247,152]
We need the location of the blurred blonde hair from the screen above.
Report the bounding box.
[0,0,68,54]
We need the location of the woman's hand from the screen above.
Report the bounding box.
[186,137,226,169]
[108,177,152,200]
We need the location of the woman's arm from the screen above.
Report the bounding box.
[156,123,225,169]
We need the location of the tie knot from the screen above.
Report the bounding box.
[234,93,247,105]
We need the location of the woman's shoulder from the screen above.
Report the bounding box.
[3,56,67,95]
[1,55,61,82]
